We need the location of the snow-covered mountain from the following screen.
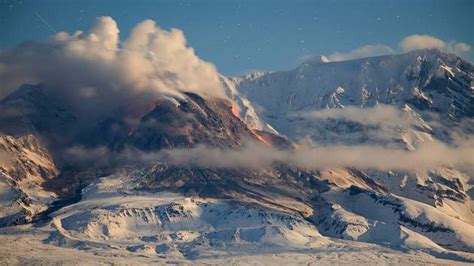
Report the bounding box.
[235,49,473,143]
[228,49,474,258]
[0,49,473,264]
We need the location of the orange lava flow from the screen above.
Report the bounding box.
[252,130,272,146]
[231,102,241,118]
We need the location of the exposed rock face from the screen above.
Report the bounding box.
[0,134,58,226]
[123,93,260,150]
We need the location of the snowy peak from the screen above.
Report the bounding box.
[237,49,473,116]
[233,49,473,143]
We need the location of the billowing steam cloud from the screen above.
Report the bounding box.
[0,17,225,118]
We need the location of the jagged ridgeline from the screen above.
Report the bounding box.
[0,49,473,263]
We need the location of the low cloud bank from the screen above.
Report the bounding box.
[156,138,474,172]
[61,105,473,173]
[64,136,474,174]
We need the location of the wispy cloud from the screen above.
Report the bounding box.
[292,105,423,141]
[323,44,395,62]
[63,135,474,174]
[295,105,408,128]
[400,34,471,55]
[317,34,471,63]
[399,34,446,51]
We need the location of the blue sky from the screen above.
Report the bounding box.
[1,0,473,75]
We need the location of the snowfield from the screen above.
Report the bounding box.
[1,174,473,265]
[2,227,474,265]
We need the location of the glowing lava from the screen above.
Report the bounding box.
[251,130,272,146]
[231,102,241,118]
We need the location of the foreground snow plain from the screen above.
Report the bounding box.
[2,230,472,265]
[1,175,473,265]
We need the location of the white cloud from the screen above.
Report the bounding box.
[400,34,445,51]
[296,105,407,128]
[0,17,226,119]
[320,55,330,63]
[447,42,472,55]
[293,105,420,141]
[322,44,395,62]
[316,35,471,63]
[400,34,471,55]
[63,134,474,174]
[53,16,120,61]
[296,54,330,64]
[160,140,462,172]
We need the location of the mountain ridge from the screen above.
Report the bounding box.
[0,48,473,263]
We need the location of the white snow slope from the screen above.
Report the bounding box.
[1,173,474,265]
